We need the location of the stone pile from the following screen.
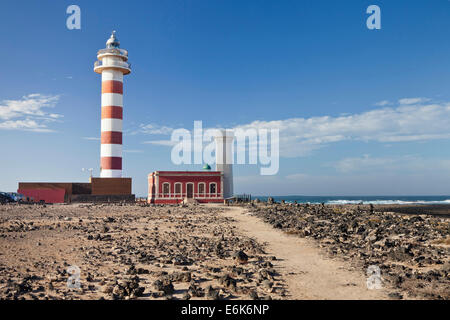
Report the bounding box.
[0,203,286,300]
[109,275,145,300]
[248,203,450,299]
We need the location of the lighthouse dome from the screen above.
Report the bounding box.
[106,31,120,48]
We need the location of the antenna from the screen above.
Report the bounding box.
[82,168,94,178]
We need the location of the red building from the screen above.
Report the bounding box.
[18,178,134,204]
[148,170,224,204]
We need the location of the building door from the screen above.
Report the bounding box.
[187,183,194,198]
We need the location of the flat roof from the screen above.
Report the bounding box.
[149,171,222,175]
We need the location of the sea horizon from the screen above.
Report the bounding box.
[250,195,450,205]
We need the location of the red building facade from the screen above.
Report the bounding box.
[148,171,224,204]
[18,188,66,204]
[18,178,133,204]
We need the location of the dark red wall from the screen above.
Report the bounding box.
[18,188,65,204]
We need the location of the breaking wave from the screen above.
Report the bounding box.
[254,196,450,205]
[325,199,450,205]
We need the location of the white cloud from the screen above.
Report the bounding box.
[0,119,54,132]
[138,123,174,135]
[233,99,450,157]
[82,137,100,141]
[332,154,450,173]
[135,98,450,159]
[374,100,391,106]
[333,155,405,173]
[142,140,178,146]
[398,97,430,105]
[0,94,62,132]
[0,94,60,120]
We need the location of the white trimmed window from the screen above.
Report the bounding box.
[198,183,205,196]
[175,183,182,196]
[162,182,170,196]
[209,182,217,194]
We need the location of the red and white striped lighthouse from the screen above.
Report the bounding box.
[94,31,131,178]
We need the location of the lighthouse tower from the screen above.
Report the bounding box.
[215,130,234,199]
[94,31,131,178]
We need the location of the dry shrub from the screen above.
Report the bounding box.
[285,229,300,235]
[432,237,450,245]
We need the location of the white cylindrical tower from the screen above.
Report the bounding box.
[94,31,131,178]
[215,130,234,199]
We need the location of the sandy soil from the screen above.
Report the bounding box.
[3,202,445,300]
[217,205,390,299]
[0,203,286,300]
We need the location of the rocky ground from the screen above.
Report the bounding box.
[0,203,286,300]
[245,201,450,300]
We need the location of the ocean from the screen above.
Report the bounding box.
[252,195,450,205]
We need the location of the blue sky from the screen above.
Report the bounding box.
[1,0,450,196]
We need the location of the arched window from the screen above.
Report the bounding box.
[175,183,182,196]
[198,183,205,196]
[162,182,170,196]
[209,182,217,195]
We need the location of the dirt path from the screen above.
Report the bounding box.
[217,205,390,300]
